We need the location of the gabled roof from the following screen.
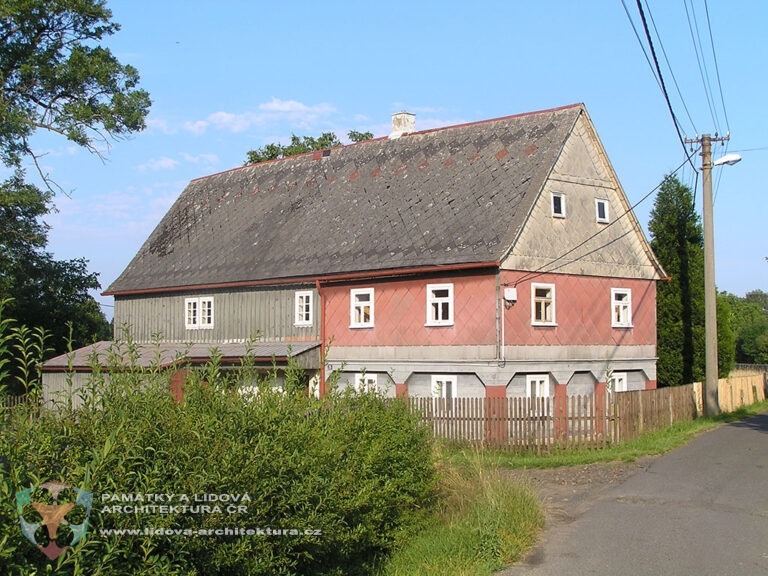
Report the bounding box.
[106,104,585,295]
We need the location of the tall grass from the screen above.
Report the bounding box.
[378,448,543,576]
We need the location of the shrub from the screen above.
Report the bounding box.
[0,356,436,575]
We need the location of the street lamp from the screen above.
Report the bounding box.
[700,135,741,416]
[713,153,742,167]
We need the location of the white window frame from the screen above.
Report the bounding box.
[608,372,628,393]
[525,374,551,399]
[595,198,610,223]
[354,372,378,393]
[185,297,214,329]
[551,192,566,218]
[294,290,313,327]
[350,288,374,328]
[431,374,457,399]
[426,283,454,326]
[531,283,556,326]
[525,374,551,415]
[611,288,633,328]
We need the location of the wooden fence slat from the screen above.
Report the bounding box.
[407,374,764,451]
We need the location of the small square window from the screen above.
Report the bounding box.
[595,199,609,223]
[354,373,378,393]
[185,297,214,329]
[531,283,556,325]
[611,288,632,327]
[426,283,454,326]
[294,291,313,326]
[350,288,374,328]
[551,193,566,218]
[608,372,628,393]
[431,375,457,399]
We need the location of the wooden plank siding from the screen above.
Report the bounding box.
[114,286,320,343]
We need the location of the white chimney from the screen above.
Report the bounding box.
[389,112,415,139]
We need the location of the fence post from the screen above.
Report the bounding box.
[594,382,606,439]
[484,396,505,447]
[553,384,568,441]
[170,369,189,402]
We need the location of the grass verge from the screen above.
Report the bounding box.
[443,399,768,471]
[376,452,544,576]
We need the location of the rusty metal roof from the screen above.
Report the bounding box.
[106,104,584,294]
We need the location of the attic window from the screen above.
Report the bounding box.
[595,199,610,223]
[551,193,566,218]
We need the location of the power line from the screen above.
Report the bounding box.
[684,0,721,134]
[514,152,698,286]
[621,0,661,89]
[704,0,730,133]
[642,0,698,135]
[633,0,698,172]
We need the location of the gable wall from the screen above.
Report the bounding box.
[503,114,660,280]
[113,286,319,343]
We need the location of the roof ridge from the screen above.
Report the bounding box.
[189,103,584,182]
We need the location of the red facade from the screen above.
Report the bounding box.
[322,271,656,349]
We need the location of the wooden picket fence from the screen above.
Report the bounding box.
[410,382,705,452]
[0,393,33,409]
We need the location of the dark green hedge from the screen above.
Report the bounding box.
[0,365,436,575]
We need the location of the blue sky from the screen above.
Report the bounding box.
[19,1,768,316]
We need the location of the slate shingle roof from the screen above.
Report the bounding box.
[106,104,583,294]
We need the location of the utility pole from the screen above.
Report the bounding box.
[685,133,730,416]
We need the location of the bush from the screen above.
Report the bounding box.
[0,358,436,575]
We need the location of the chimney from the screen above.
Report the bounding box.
[389,112,415,139]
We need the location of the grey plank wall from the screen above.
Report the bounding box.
[113,285,320,343]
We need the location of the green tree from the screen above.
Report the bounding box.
[0,0,151,191]
[721,290,768,364]
[348,129,374,143]
[649,176,704,386]
[0,1,144,388]
[649,175,735,385]
[245,130,372,164]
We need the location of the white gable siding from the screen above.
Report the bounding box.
[502,114,661,280]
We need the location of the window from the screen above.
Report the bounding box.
[595,199,609,223]
[531,283,556,325]
[551,192,566,218]
[354,373,378,393]
[526,374,551,415]
[185,297,214,329]
[611,288,632,327]
[525,374,551,399]
[608,372,628,393]
[350,288,374,328]
[294,290,313,326]
[431,375,457,399]
[426,283,454,326]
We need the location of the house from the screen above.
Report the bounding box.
[42,103,664,406]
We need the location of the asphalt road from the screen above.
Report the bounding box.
[499,413,768,576]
